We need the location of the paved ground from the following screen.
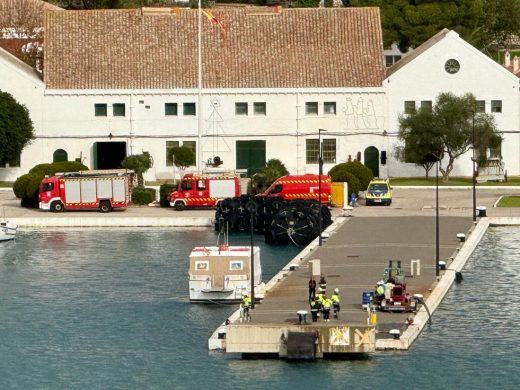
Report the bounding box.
[2,186,520,219]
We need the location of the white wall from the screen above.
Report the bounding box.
[0,48,45,181]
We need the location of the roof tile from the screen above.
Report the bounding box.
[44,7,385,90]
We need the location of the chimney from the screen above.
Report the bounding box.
[514,56,520,73]
[505,51,511,68]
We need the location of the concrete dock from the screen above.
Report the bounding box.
[212,186,520,357]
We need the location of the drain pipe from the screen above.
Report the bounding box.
[414,294,432,325]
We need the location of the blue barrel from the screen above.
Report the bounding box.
[362,291,374,305]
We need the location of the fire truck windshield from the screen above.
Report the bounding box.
[181,180,192,191]
[41,182,54,192]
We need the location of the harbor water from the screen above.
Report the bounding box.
[0,227,518,389]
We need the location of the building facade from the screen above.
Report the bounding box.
[1,8,519,182]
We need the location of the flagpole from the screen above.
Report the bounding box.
[197,1,203,170]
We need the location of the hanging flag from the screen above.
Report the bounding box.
[202,9,227,34]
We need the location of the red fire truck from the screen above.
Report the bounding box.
[262,174,331,204]
[169,172,243,211]
[39,169,133,212]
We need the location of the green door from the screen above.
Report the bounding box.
[236,141,266,177]
[364,146,379,177]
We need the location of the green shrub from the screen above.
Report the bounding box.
[29,161,87,176]
[14,161,89,208]
[160,182,177,207]
[328,161,373,191]
[329,169,361,195]
[132,187,156,205]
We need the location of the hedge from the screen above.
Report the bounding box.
[14,161,88,208]
[328,161,373,191]
[131,187,156,205]
[160,182,177,207]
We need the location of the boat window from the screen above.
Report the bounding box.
[270,184,282,194]
[41,182,54,192]
[197,180,206,190]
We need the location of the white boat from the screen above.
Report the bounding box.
[188,244,263,303]
[0,220,17,242]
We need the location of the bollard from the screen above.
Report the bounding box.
[297,310,308,325]
[438,260,446,271]
[477,206,487,217]
[456,233,466,242]
[411,259,421,276]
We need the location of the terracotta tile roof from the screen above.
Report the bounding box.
[44,7,385,90]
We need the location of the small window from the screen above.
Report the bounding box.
[420,101,432,112]
[322,139,336,164]
[385,55,401,67]
[235,102,248,116]
[476,100,486,113]
[306,139,319,164]
[183,103,196,116]
[165,103,178,116]
[404,101,416,114]
[197,180,206,190]
[491,100,502,113]
[253,102,266,115]
[166,141,180,166]
[113,103,125,117]
[95,103,107,117]
[324,102,336,115]
[305,102,318,116]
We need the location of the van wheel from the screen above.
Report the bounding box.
[174,202,186,211]
[99,200,112,213]
[51,201,64,212]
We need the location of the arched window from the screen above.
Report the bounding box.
[53,149,68,163]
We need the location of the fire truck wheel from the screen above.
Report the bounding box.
[174,202,186,211]
[99,200,112,213]
[51,201,64,212]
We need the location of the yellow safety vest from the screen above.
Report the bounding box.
[322,298,332,309]
[242,297,251,307]
[331,294,340,303]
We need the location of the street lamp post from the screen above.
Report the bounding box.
[471,110,476,223]
[435,159,440,277]
[318,128,327,247]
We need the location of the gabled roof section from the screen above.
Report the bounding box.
[44,7,385,90]
[0,45,43,82]
[386,28,450,78]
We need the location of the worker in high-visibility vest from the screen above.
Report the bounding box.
[331,288,341,319]
[242,294,251,320]
[322,295,332,322]
[315,288,324,317]
[309,298,319,322]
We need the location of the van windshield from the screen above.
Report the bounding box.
[368,183,388,192]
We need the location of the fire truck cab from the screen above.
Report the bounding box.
[169,172,242,211]
[262,174,331,204]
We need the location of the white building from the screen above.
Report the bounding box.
[1,8,519,182]
[1,7,389,182]
[384,29,520,178]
